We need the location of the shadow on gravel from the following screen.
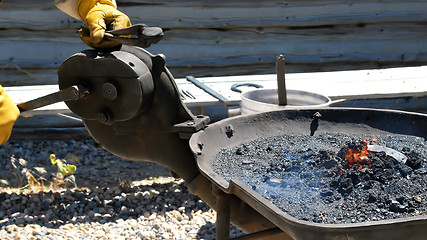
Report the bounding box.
[0,140,244,238]
[0,180,243,239]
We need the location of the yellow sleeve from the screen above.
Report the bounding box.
[0,85,20,144]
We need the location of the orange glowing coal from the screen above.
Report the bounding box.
[346,141,371,167]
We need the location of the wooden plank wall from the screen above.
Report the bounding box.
[1,0,427,86]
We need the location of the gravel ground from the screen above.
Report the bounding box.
[0,140,244,240]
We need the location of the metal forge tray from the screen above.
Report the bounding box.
[190,108,427,240]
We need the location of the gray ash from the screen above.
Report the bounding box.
[212,132,427,224]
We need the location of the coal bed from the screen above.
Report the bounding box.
[212,132,427,224]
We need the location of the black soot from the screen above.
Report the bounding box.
[212,132,427,224]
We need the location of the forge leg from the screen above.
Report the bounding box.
[213,185,231,240]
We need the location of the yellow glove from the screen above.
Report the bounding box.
[0,85,20,144]
[78,0,131,49]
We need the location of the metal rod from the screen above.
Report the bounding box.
[212,185,231,240]
[17,85,85,113]
[276,55,287,106]
[186,76,229,102]
[231,227,283,240]
[57,113,83,122]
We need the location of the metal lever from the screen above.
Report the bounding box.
[104,24,164,48]
[17,85,87,113]
[186,76,229,102]
[276,55,287,106]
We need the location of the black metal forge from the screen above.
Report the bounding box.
[57,45,427,240]
[191,108,427,240]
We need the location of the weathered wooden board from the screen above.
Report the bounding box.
[1,0,427,85]
[6,65,427,111]
[6,65,427,140]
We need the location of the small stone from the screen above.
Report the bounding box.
[413,195,422,203]
[162,223,173,232]
[178,207,185,212]
[367,194,377,203]
[389,200,407,213]
[120,206,128,214]
[94,230,105,238]
[30,194,41,203]
[162,232,170,239]
[10,193,20,201]
[14,218,25,226]
[137,231,150,239]
[24,216,34,223]
[148,214,156,221]
[32,229,46,237]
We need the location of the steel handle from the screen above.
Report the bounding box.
[17,85,87,113]
[230,83,263,93]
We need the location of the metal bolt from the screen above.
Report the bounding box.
[97,112,108,123]
[102,83,118,101]
[71,89,78,97]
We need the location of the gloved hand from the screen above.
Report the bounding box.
[0,85,20,144]
[78,1,132,49]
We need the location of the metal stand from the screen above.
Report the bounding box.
[212,185,231,240]
[212,184,284,240]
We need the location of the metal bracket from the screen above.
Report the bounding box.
[173,115,210,139]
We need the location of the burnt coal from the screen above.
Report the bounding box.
[213,132,427,224]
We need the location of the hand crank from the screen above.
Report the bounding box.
[17,85,88,113]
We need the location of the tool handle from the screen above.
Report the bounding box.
[17,85,87,113]
[105,24,163,48]
[230,83,263,93]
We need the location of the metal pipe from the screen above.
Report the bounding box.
[276,55,287,106]
[57,113,83,122]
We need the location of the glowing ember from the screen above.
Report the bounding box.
[346,141,371,167]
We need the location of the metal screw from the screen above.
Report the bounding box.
[97,112,108,123]
[71,89,78,97]
[102,83,118,101]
